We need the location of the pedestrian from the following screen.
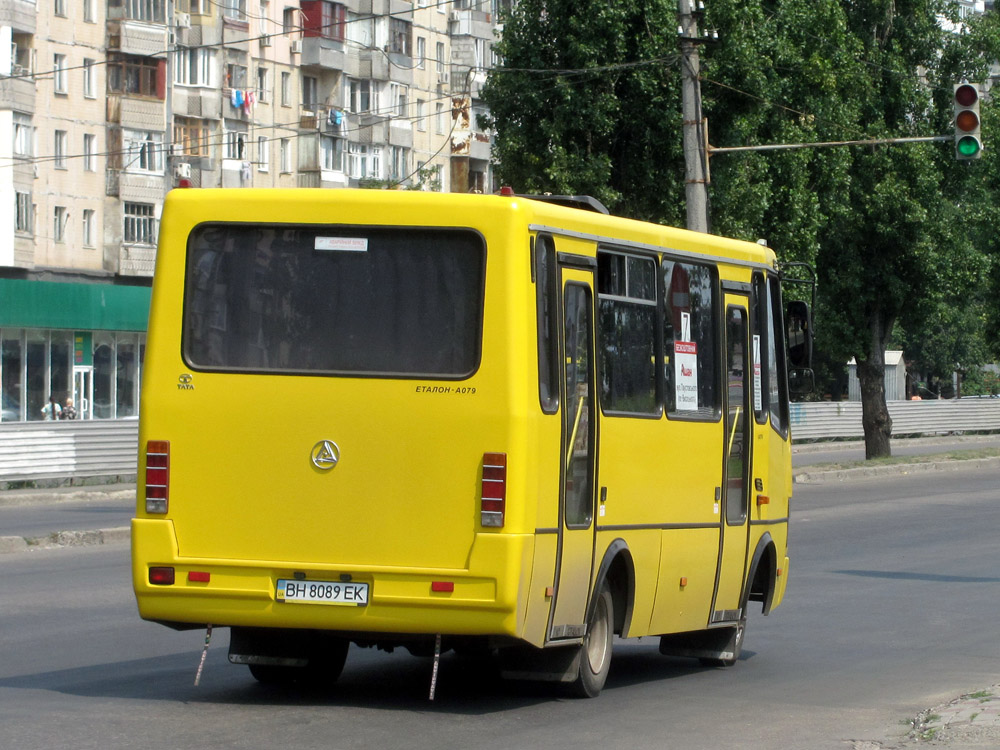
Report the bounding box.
[41,395,62,421]
[59,397,77,420]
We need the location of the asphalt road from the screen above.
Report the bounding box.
[1,465,999,749]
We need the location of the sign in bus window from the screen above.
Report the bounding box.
[663,259,718,418]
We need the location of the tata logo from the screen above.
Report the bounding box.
[311,440,341,471]
[177,373,194,390]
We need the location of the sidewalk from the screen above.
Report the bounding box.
[0,482,134,554]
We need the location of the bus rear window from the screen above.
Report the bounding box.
[183,224,485,377]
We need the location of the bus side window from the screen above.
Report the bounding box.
[753,273,767,425]
[663,259,719,419]
[767,275,789,435]
[597,250,659,415]
[536,235,559,414]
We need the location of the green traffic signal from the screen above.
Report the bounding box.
[957,135,982,158]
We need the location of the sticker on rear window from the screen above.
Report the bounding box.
[315,236,369,252]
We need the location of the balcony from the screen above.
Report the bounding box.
[0,74,35,112]
[299,36,347,72]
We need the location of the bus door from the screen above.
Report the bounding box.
[712,297,752,622]
[548,266,597,641]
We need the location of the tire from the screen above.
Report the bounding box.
[248,638,349,687]
[570,584,614,698]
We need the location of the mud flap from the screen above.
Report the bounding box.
[498,643,583,683]
[658,625,741,663]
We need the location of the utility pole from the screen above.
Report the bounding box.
[678,0,709,233]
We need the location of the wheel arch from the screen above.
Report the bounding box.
[744,532,777,615]
[588,538,635,637]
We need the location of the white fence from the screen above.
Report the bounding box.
[790,399,1000,441]
[0,401,998,483]
[0,420,139,484]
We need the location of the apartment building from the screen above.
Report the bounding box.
[0,0,503,424]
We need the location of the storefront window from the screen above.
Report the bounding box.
[1,332,23,422]
[116,335,138,418]
[93,334,114,419]
[51,333,72,407]
[26,333,47,421]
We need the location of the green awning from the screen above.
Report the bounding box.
[0,278,151,332]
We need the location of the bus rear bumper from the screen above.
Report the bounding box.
[131,519,531,639]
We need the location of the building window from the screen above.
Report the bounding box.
[417,37,425,69]
[83,58,96,97]
[279,138,291,172]
[225,63,248,90]
[388,18,411,56]
[123,202,156,245]
[305,1,345,40]
[347,79,374,113]
[15,192,32,234]
[55,0,66,16]
[13,113,33,157]
[435,102,444,134]
[320,135,344,171]
[436,42,444,75]
[126,0,165,22]
[108,55,163,99]
[84,134,96,171]
[282,6,297,33]
[389,83,407,117]
[280,71,290,106]
[223,126,247,160]
[53,54,67,93]
[175,47,214,87]
[256,66,269,102]
[84,0,96,21]
[259,0,271,45]
[53,206,67,243]
[388,146,409,181]
[302,75,318,109]
[347,143,381,179]
[124,130,164,173]
[83,209,95,247]
[54,130,67,168]
[257,136,269,171]
[223,0,246,20]
[174,117,211,156]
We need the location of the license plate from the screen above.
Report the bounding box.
[276,579,369,606]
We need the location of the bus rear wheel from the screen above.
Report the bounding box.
[571,584,614,698]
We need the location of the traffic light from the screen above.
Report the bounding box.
[954,83,982,160]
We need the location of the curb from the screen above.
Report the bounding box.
[794,456,1000,484]
[0,526,130,555]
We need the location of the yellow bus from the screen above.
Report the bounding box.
[132,187,802,698]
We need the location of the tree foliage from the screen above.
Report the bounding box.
[482,0,1000,457]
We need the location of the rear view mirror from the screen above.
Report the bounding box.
[788,367,815,395]
[786,300,812,370]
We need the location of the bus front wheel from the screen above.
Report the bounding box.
[571,584,614,698]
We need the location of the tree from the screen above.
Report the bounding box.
[483,0,1000,458]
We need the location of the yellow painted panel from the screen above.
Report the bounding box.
[647,527,720,634]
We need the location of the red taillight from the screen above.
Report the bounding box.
[146,440,170,514]
[481,452,506,528]
[149,567,175,585]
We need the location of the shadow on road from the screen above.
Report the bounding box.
[0,639,736,714]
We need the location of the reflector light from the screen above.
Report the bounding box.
[481,452,507,528]
[149,567,175,585]
[145,440,170,514]
[431,581,455,593]
[187,571,211,583]
[499,186,514,196]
